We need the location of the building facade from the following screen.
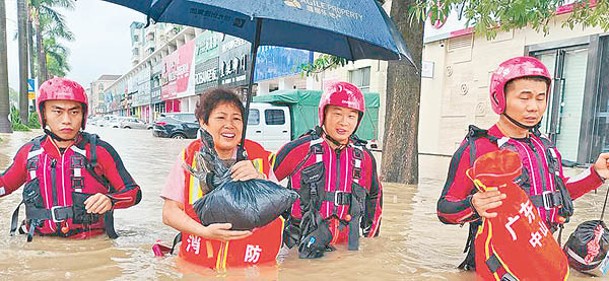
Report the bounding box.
[94,2,392,145]
[419,8,609,164]
[89,75,120,116]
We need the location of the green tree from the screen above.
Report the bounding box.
[410,0,609,40]
[0,0,11,133]
[44,37,71,77]
[29,0,74,84]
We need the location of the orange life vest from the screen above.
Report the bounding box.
[469,150,569,280]
[178,139,283,271]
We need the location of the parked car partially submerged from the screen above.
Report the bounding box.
[152,113,199,139]
[119,117,149,129]
[88,116,103,126]
[98,115,118,127]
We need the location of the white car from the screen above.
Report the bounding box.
[98,115,118,127]
[119,117,149,129]
[108,116,126,128]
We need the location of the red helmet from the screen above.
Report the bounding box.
[318,81,365,129]
[37,77,89,129]
[489,56,552,115]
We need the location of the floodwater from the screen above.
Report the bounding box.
[0,127,606,280]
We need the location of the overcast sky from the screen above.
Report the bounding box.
[5,0,146,90]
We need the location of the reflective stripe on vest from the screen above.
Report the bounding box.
[180,140,282,269]
[11,135,107,241]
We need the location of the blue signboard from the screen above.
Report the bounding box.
[27,78,36,99]
[254,47,314,82]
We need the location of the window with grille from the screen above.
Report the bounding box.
[349,67,371,92]
[265,109,285,125]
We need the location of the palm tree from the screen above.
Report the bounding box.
[28,12,35,79]
[44,37,71,77]
[0,0,12,133]
[18,0,29,124]
[28,0,74,85]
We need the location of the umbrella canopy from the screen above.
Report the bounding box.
[103,0,413,62]
[102,0,415,143]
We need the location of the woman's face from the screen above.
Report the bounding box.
[200,102,243,153]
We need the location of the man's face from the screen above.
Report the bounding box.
[323,105,359,145]
[43,100,83,140]
[504,78,548,127]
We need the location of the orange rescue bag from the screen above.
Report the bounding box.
[467,150,569,281]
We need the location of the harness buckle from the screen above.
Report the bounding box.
[542,191,554,210]
[334,192,350,206]
[51,206,70,222]
[50,206,63,223]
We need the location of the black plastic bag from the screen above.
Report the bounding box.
[563,220,609,276]
[189,130,298,230]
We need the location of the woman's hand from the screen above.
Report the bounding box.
[201,223,252,241]
[162,199,252,241]
[230,160,264,181]
[471,190,506,219]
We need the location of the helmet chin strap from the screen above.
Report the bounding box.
[503,113,540,131]
[320,126,347,149]
[44,126,78,142]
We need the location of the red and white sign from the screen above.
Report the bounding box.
[161,40,195,100]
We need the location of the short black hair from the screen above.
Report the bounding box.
[195,88,245,124]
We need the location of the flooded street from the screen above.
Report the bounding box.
[0,128,607,280]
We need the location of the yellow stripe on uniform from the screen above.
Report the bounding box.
[188,155,202,204]
[221,241,230,271]
[215,241,224,271]
[252,158,264,173]
[269,153,276,168]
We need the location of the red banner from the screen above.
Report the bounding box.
[161,39,195,100]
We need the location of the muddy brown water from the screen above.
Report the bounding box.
[0,128,605,280]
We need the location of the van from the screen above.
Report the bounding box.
[246,103,291,152]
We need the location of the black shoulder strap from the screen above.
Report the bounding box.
[466,125,488,166]
[80,133,119,239]
[78,133,112,190]
[349,134,368,147]
[30,135,46,149]
[84,132,99,169]
[298,126,323,139]
[290,136,324,178]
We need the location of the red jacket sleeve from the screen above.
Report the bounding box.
[273,136,313,181]
[362,149,382,237]
[0,143,33,198]
[553,149,604,200]
[94,141,142,209]
[437,142,480,224]
[564,166,604,200]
